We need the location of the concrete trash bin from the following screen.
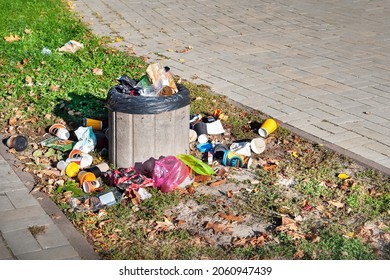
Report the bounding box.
[106,83,190,168]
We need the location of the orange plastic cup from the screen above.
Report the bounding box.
[83,118,103,131]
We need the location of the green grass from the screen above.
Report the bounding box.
[0,0,146,130]
[1,0,389,261]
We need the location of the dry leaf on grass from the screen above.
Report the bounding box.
[205,221,233,234]
[127,189,141,205]
[216,212,245,223]
[328,200,344,208]
[4,34,21,42]
[92,68,103,75]
[155,217,175,231]
[209,178,226,187]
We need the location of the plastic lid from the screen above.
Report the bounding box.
[13,136,28,151]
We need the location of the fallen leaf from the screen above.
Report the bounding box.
[50,84,60,92]
[194,174,211,183]
[328,200,344,208]
[232,237,247,247]
[8,117,17,126]
[92,68,103,75]
[293,249,304,260]
[209,178,226,187]
[263,163,277,171]
[4,33,21,42]
[216,212,245,223]
[175,220,186,227]
[155,217,174,231]
[249,235,266,246]
[205,221,233,234]
[24,29,33,34]
[276,216,299,232]
[25,76,33,86]
[340,179,354,190]
[227,190,234,198]
[40,169,61,177]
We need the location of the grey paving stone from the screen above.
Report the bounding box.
[2,228,41,256]
[5,189,39,209]
[0,206,53,233]
[0,195,14,212]
[0,244,14,260]
[16,245,79,260]
[35,224,71,250]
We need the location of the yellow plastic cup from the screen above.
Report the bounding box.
[258,118,278,138]
[65,162,80,178]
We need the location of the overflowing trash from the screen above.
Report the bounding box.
[1,58,280,215]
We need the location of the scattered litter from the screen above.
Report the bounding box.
[73,126,96,153]
[230,141,251,157]
[39,136,74,152]
[58,40,84,53]
[277,177,297,187]
[206,119,225,135]
[138,187,152,200]
[5,134,28,151]
[258,118,278,138]
[49,123,70,140]
[41,47,52,55]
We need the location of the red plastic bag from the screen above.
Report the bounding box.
[153,156,189,193]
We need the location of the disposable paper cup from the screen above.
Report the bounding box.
[189,129,197,143]
[83,118,103,131]
[250,138,266,154]
[85,162,110,178]
[193,122,208,143]
[49,124,70,140]
[197,134,208,144]
[6,135,28,151]
[258,118,278,138]
[56,160,69,171]
[77,171,97,186]
[69,149,83,159]
[65,162,79,177]
[69,149,93,169]
[230,142,251,157]
[83,180,100,193]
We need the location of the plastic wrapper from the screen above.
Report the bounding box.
[176,154,214,176]
[153,156,189,193]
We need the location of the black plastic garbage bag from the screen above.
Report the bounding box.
[106,80,190,115]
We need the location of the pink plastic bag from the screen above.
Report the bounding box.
[153,156,189,193]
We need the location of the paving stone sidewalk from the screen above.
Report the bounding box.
[0,142,99,260]
[73,0,390,175]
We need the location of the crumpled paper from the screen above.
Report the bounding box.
[73,126,96,153]
[58,40,84,53]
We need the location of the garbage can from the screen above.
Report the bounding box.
[106,83,190,168]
